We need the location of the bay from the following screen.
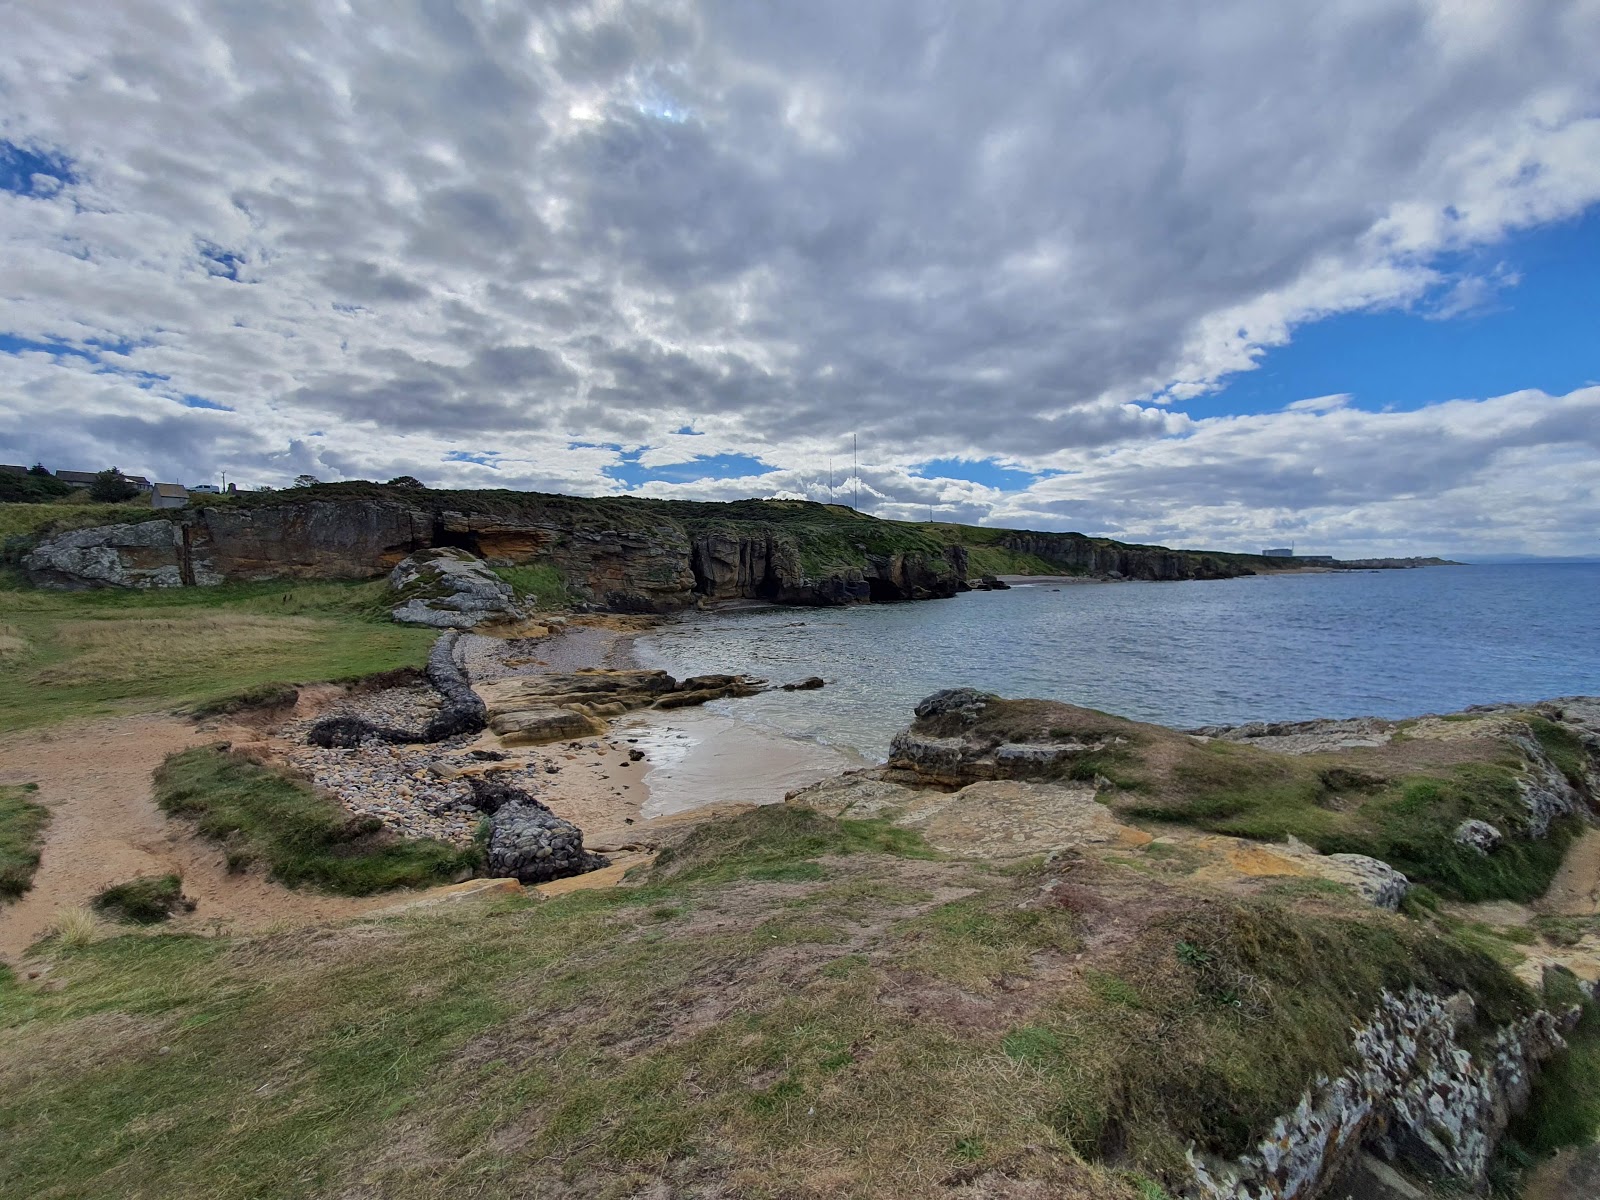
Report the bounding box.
[634,564,1600,761]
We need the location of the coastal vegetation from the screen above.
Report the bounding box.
[0,575,432,729]
[91,874,194,925]
[0,784,50,900]
[153,746,478,894]
[0,803,1550,1199]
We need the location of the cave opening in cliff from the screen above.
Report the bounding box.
[866,577,901,603]
[430,522,482,557]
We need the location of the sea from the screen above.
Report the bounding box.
[633,564,1600,763]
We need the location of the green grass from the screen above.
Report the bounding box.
[1128,741,1580,903]
[0,578,433,729]
[92,874,194,924]
[0,500,154,546]
[0,784,51,900]
[1495,972,1600,1190]
[491,563,571,610]
[0,804,1543,1199]
[153,747,479,894]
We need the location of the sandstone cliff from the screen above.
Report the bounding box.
[20,484,1289,607]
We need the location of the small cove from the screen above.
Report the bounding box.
[635,563,1600,762]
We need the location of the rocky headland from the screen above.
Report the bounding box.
[18,482,1333,609]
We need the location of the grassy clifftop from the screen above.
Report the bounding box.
[3,484,1293,584]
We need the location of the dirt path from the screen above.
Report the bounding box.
[0,714,390,961]
[1538,826,1600,916]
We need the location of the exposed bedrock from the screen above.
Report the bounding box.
[992,531,1252,581]
[388,547,524,629]
[1184,987,1574,1200]
[308,632,487,748]
[465,778,609,884]
[476,668,767,745]
[23,498,973,609]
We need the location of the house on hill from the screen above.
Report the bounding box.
[53,469,154,492]
[151,483,189,509]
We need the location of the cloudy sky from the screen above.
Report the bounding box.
[2,1,1598,557]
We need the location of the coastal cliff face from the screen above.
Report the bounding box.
[21,491,980,610]
[992,530,1254,581]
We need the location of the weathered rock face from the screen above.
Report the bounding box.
[467,779,609,884]
[1184,988,1569,1200]
[389,548,524,628]
[994,531,1259,581]
[21,519,223,589]
[22,498,967,609]
[477,668,768,745]
[688,532,966,606]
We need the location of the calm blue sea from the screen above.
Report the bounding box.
[634,565,1600,761]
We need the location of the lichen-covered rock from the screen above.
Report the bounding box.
[1322,852,1411,910]
[22,519,222,589]
[1454,818,1503,855]
[913,687,998,724]
[469,779,608,884]
[389,547,524,628]
[1184,987,1566,1200]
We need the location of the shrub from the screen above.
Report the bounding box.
[88,468,141,503]
[92,874,195,924]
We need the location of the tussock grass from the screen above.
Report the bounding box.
[0,805,1536,1200]
[92,875,194,925]
[46,905,99,949]
[0,579,431,728]
[153,747,479,894]
[0,784,51,900]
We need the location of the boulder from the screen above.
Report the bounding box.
[389,548,524,628]
[1454,818,1503,855]
[490,705,607,746]
[781,676,826,691]
[468,779,609,884]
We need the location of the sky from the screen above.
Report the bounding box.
[1,1,1598,558]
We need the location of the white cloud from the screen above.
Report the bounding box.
[0,0,1596,553]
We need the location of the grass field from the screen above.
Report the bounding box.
[0,784,50,900]
[154,747,479,894]
[0,578,434,729]
[0,805,1548,1200]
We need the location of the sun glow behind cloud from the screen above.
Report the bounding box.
[0,1,1597,555]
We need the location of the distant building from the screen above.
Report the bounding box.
[52,469,153,492]
[1263,547,1293,557]
[0,464,27,477]
[151,483,189,509]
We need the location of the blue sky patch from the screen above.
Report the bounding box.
[914,457,1039,490]
[199,242,247,281]
[0,140,77,197]
[178,394,232,411]
[1194,210,1600,418]
[445,449,499,465]
[603,450,774,487]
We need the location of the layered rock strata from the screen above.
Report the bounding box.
[476,668,766,745]
[1184,988,1572,1200]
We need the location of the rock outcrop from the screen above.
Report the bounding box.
[466,778,609,884]
[476,668,767,745]
[389,547,524,628]
[1184,988,1570,1200]
[21,485,1282,606]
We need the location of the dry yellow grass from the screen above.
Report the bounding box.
[29,614,321,686]
[47,905,99,949]
[0,622,25,659]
